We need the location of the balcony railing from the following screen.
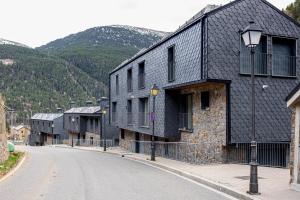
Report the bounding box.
[127,112,133,125]
[138,74,145,89]
[178,113,193,131]
[240,53,268,75]
[272,55,296,77]
[139,112,150,127]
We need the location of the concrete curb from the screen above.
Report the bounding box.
[0,152,27,183]
[54,145,258,200]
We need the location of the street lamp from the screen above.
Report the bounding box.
[150,84,160,161]
[242,21,262,195]
[99,97,108,151]
[71,117,75,147]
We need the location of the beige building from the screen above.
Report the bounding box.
[286,86,300,192]
[0,95,8,163]
[10,124,30,142]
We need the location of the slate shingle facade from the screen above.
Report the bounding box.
[109,0,300,144]
[29,113,65,146]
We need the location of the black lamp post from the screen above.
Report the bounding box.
[150,84,160,161]
[99,97,108,151]
[242,21,262,195]
[71,117,75,147]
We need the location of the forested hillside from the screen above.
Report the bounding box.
[38,25,168,85]
[0,45,106,122]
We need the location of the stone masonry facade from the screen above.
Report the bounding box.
[119,83,227,164]
[290,108,300,184]
[0,95,8,163]
[179,84,227,163]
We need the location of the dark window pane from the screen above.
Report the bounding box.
[201,91,209,110]
[168,46,175,81]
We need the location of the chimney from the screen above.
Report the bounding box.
[86,100,93,107]
[69,101,75,108]
[56,108,63,113]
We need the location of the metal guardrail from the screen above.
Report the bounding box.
[272,55,297,77]
[52,138,115,148]
[227,142,290,168]
[240,53,268,75]
[129,140,222,164]
[128,140,290,167]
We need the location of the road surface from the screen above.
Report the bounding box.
[0,146,234,200]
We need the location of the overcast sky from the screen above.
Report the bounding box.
[0,0,294,47]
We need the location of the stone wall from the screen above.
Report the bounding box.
[290,107,300,185]
[119,129,135,150]
[118,84,227,164]
[179,83,227,163]
[0,95,8,163]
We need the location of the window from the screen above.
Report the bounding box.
[201,91,210,110]
[95,119,98,129]
[90,119,93,129]
[121,129,125,139]
[127,100,133,125]
[138,61,145,89]
[179,94,193,130]
[240,36,268,75]
[127,68,133,92]
[112,102,117,122]
[139,97,149,127]
[272,37,296,77]
[116,75,119,95]
[168,45,175,82]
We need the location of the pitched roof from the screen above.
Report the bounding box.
[12,124,29,130]
[31,113,63,121]
[110,0,300,74]
[64,106,101,114]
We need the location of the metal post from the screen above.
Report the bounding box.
[71,133,74,147]
[248,47,259,194]
[103,113,107,151]
[151,96,156,161]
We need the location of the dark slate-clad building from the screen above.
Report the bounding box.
[29,113,65,146]
[64,105,119,145]
[109,0,300,165]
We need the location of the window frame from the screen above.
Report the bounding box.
[167,45,176,82]
[115,74,119,95]
[138,61,146,90]
[201,91,210,111]
[239,35,268,76]
[271,36,297,78]
[127,68,133,92]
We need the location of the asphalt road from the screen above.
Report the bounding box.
[0,146,234,200]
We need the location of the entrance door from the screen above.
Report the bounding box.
[135,132,140,153]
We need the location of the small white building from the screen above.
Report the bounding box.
[286,85,300,192]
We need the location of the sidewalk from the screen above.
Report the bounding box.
[56,145,300,200]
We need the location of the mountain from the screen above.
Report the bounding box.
[0,38,29,48]
[0,25,167,123]
[0,44,106,122]
[37,25,168,85]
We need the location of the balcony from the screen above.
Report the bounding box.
[240,53,268,75]
[272,55,296,77]
[178,113,193,131]
[139,112,150,127]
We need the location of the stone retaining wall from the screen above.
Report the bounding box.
[0,95,8,163]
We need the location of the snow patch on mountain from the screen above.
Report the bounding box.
[0,38,29,48]
[110,25,169,38]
